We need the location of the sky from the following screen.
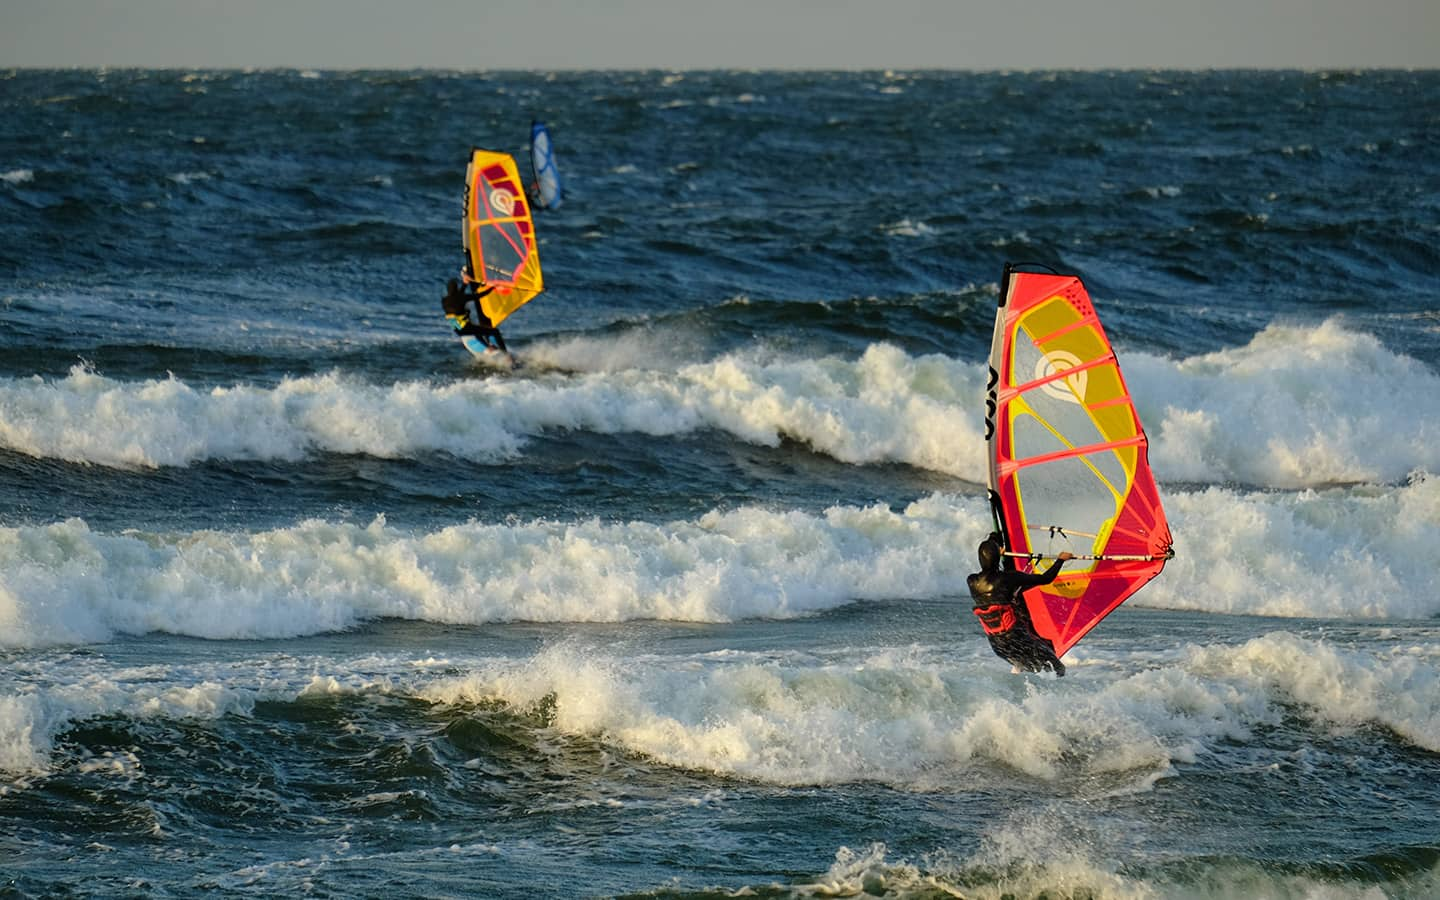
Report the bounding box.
[1,0,1437,70]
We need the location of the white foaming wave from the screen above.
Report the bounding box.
[7,648,1428,900]
[1,169,35,185]
[423,642,1077,788]
[660,344,980,475]
[953,816,1437,900]
[0,671,261,776]
[3,476,1438,652]
[1142,471,1440,619]
[0,366,527,467]
[1131,317,1440,487]
[1186,631,1440,752]
[788,842,1151,900]
[4,319,1433,488]
[0,651,390,777]
[799,839,1403,900]
[0,347,987,476]
[517,329,702,373]
[420,630,1440,790]
[0,497,984,650]
[4,628,1434,793]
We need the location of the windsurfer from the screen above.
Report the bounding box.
[442,275,508,354]
[967,533,1073,676]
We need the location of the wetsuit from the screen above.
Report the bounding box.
[441,280,508,352]
[967,542,1068,676]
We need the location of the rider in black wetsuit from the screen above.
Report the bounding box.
[441,277,508,353]
[967,532,1073,676]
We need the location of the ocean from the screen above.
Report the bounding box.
[2,68,1438,898]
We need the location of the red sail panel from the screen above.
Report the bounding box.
[986,270,1173,657]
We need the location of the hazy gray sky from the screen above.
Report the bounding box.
[2,0,1437,70]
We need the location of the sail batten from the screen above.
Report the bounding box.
[1004,434,1148,472]
[985,266,1173,657]
[1007,351,1117,395]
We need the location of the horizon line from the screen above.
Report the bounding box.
[6,65,1437,74]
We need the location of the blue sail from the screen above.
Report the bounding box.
[529,120,563,210]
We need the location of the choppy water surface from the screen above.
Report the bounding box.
[2,68,1439,898]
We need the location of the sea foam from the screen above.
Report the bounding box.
[2,320,1435,489]
[1,477,1436,652]
[1133,318,1440,487]
[0,498,980,649]
[418,630,1440,788]
[1138,471,1440,619]
[4,625,1436,789]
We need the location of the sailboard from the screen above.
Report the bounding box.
[463,147,544,330]
[529,120,563,210]
[984,264,1173,657]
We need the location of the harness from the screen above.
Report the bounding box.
[972,604,1017,635]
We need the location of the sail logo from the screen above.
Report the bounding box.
[984,365,999,439]
[1034,350,1087,403]
[489,188,517,216]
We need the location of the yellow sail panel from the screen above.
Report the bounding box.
[463,148,544,327]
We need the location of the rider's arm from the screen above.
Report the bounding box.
[1009,553,1074,588]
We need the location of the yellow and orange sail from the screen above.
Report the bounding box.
[462,148,544,328]
[985,266,1173,656]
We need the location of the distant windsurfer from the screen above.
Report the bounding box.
[442,272,508,355]
[968,532,1073,676]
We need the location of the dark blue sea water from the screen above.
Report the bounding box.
[2,68,1439,898]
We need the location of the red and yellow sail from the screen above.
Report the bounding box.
[463,148,544,328]
[985,267,1173,656]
